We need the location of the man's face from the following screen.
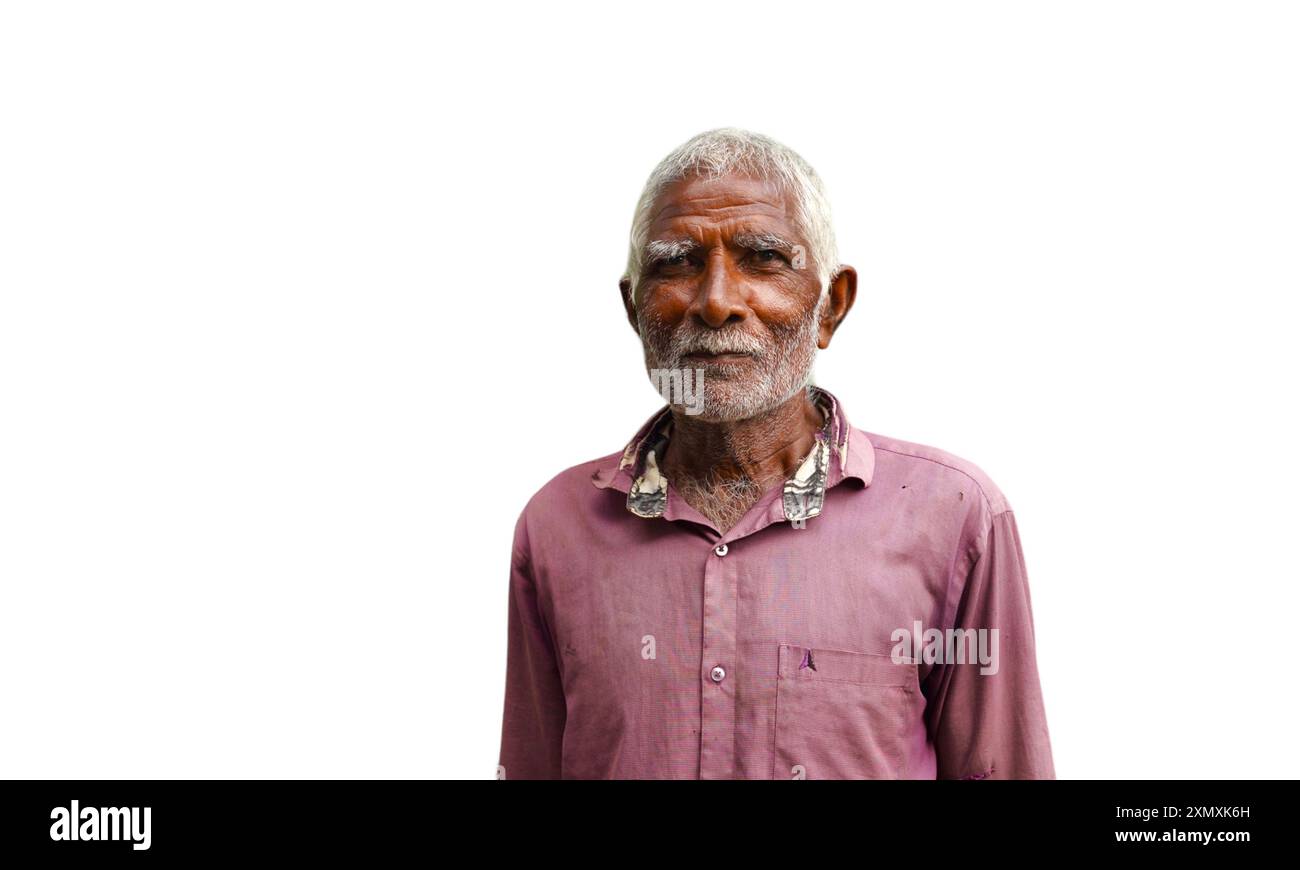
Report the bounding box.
[629,171,828,422]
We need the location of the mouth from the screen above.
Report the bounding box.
[682,351,755,363]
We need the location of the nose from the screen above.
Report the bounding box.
[686,249,748,329]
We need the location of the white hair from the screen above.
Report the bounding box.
[623,128,841,304]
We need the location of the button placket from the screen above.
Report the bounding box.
[699,538,738,779]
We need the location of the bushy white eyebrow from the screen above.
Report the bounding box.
[732,230,798,254]
[644,238,699,262]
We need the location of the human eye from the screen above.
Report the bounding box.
[750,248,787,267]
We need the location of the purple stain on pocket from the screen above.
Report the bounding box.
[798,649,816,671]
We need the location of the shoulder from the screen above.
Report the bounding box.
[511,450,625,540]
[860,429,1011,516]
[507,451,622,565]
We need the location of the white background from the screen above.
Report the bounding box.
[2,2,1297,779]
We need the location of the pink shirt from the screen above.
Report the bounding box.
[498,388,1055,779]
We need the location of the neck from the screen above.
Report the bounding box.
[662,388,824,492]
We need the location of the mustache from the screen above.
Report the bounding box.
[667,326,767,359]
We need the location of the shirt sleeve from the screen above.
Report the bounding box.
[927,509,1055,779]
[497,514,566,779]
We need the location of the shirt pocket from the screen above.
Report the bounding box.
[773,644,919,780]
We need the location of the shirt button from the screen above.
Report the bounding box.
[710,666,726,683]
[714,543,728,557]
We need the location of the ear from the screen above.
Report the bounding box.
[817,266,857,349]
[620,277,640,335]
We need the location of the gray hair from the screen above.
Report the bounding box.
[623,128,841,304]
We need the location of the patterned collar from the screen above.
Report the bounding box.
[600,386,871,525]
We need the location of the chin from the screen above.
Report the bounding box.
[694,391,781,423]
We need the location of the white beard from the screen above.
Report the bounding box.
[638,294,826,422]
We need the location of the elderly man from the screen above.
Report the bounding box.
[497,129,1054,780]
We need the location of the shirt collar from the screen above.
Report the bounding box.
[591,386,875,524]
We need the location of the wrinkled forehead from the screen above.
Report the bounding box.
[646,171,801,242]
